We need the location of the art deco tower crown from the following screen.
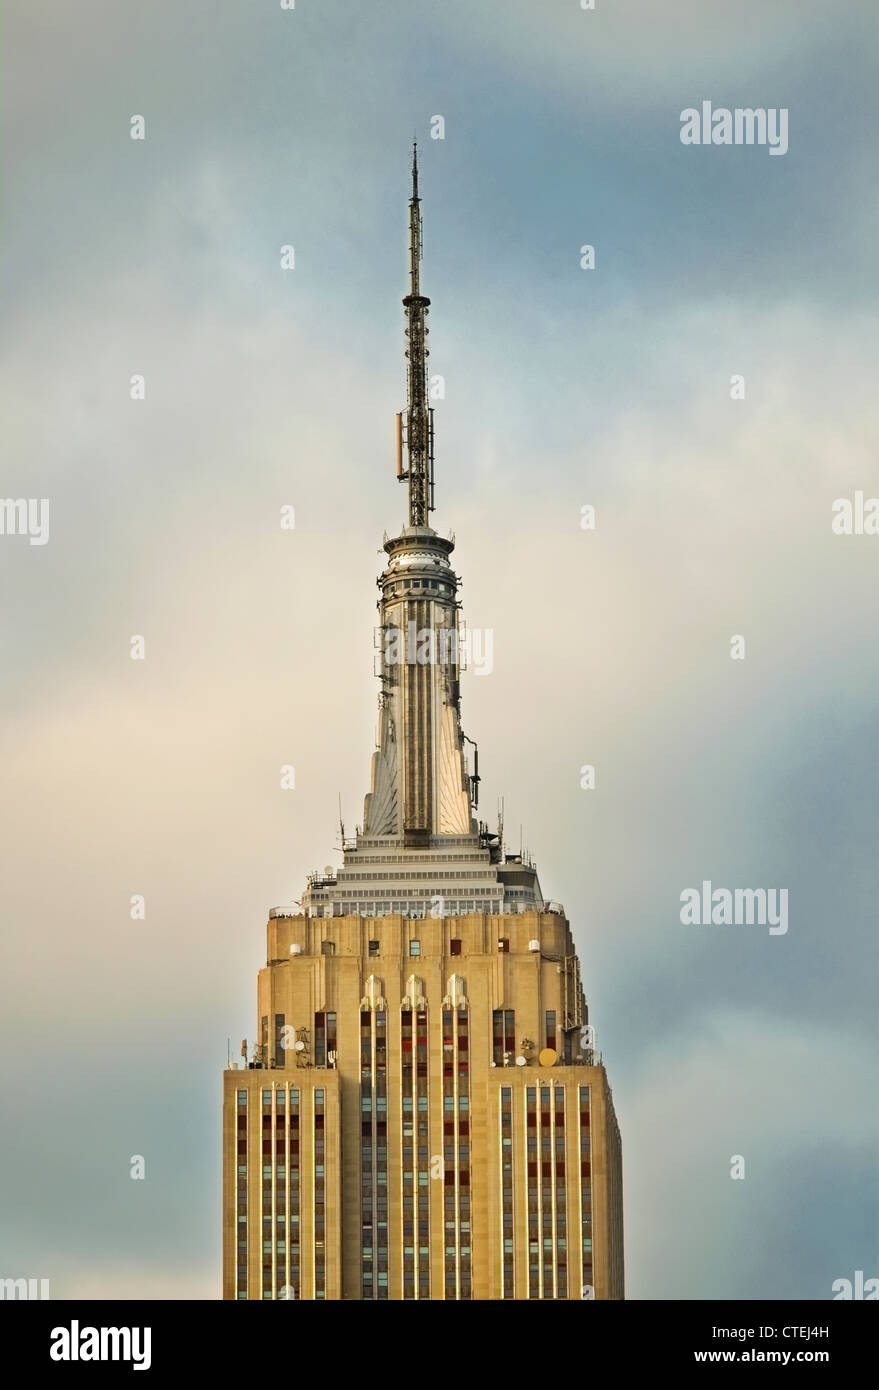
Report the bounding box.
[300,147,543,917]
[222,153,624,1304]
[362,146,473,846]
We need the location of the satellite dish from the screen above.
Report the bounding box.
[324,866,334,875]
[515,1056,527,1067]
[538,1048,558,1068]
[294,1040,306,1052]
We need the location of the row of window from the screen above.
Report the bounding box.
[311,889,498,906]
[261,1009,569,1070]
[579,1085,593,1298]
[500,1087,514,1299]
[442,1007,472,1299]
[401,1008,431,1299]
[318,936,512,956]
[341,870,496,881]
[361,1009,389,1300]
[236,1090,248,1298]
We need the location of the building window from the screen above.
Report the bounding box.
[545,1011,557,1051]
[314,1006,337,1067]
[314,1013,326,1067]
[498,938,509,953]
[409,940,421,957]
[450,938,462,956]
[369,940,380,957]
[492,1009,515,1066]
[274,1013,286,1067]
[321,941,335,956]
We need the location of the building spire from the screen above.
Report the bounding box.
[401,142,434,527]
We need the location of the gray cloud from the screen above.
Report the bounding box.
[1,0,876,1299]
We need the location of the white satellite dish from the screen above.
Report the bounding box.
[515,1056,527,1067]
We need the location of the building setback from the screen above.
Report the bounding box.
[222,150,624,1301]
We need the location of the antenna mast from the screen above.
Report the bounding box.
[398,142,435,527]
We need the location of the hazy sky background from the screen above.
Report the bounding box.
[1,0,877,1299]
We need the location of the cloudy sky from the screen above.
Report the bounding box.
[1,0,877,1299]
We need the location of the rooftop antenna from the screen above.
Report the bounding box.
[396,141,434,528]
[462,734,480,810]
[338,793,345,846]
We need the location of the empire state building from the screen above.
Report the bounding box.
[222,151,624,1301]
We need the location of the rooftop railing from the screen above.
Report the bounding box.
[269,900,565,920]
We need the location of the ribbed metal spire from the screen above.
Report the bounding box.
[401,142,434,527]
